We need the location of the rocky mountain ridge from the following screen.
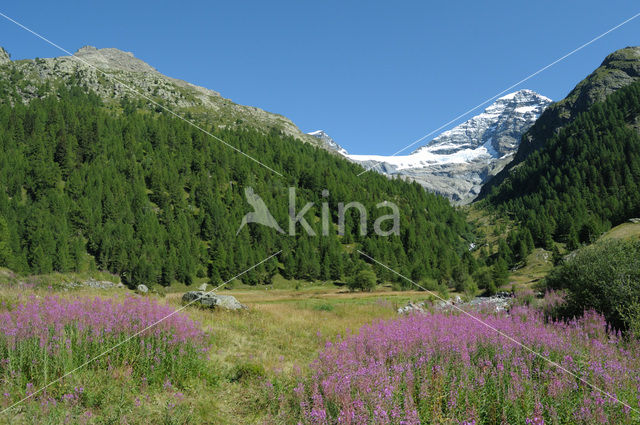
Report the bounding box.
[307,130,349,155]
[0,47,10,65]
[347,89,552,204]
[0,45,322,147]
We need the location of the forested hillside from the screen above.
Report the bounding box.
[484,80,640,249]
[0,81,476,287]
[480,46,640,198]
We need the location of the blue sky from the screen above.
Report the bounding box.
[1,1,639,155]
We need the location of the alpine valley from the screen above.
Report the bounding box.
[2,34,640,425]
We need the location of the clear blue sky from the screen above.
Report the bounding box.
[1,1,639,154]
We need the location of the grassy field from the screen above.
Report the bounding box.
[0,238,569,425]
[187,287,422,423]
[0,270,441,424]
[507,248,553,289]
[600,221,640,241]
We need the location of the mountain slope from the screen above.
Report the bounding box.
[480,46,640,198]
[484,79,640,249]
[347,90,551,203]
[307,130,348,155]
[0,48,478,288]
[0,45,324,148]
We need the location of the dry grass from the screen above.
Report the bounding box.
[600,222,640,241]
[507,248,554,289]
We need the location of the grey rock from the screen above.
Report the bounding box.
[399,292,514,315]
[61,279,122,290]
[182,291,246,310]
[136,284,149,294]
[74,45,158,74]
[397,301,426,314]
[463,296,510,312]
[307,130,349,155]
[198,283,208,291]
[0,47,10,65]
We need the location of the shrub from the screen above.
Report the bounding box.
[452,266,477,296]
[347,269,377,292]
[454,275,478,296]
[229,362,266,383]
[418,278,439,292]
[485,280,498,296]
[473,267,493,290]
[312,303,334,312]
[546,239,640,331]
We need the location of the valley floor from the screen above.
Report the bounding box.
[0,275,430,424]
[2,221,638,424]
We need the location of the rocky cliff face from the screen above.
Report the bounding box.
[0,45,321,146]
[0,47,10,65]
[347,90,552,204]
[307,130,348,155]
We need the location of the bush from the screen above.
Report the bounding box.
[347,269,377,292]
[473,267,494,294]
[455,275,478,296]
[452,265,477,296]
[313,302,335,312]
[485,281,498,296]
[546,239,640,331]
[229,361,266,383]
[418,278,439,292]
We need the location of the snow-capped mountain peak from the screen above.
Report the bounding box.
[307,130,349,155]
[346,89,552,203]
[413,89,551,156]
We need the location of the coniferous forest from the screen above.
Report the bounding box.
[0,83,477,287]
[485,80,640,249]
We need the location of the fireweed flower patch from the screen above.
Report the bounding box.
[294,307,640,424]
[0,295,209,404]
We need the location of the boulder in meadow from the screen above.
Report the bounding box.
[182,291,246,311]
